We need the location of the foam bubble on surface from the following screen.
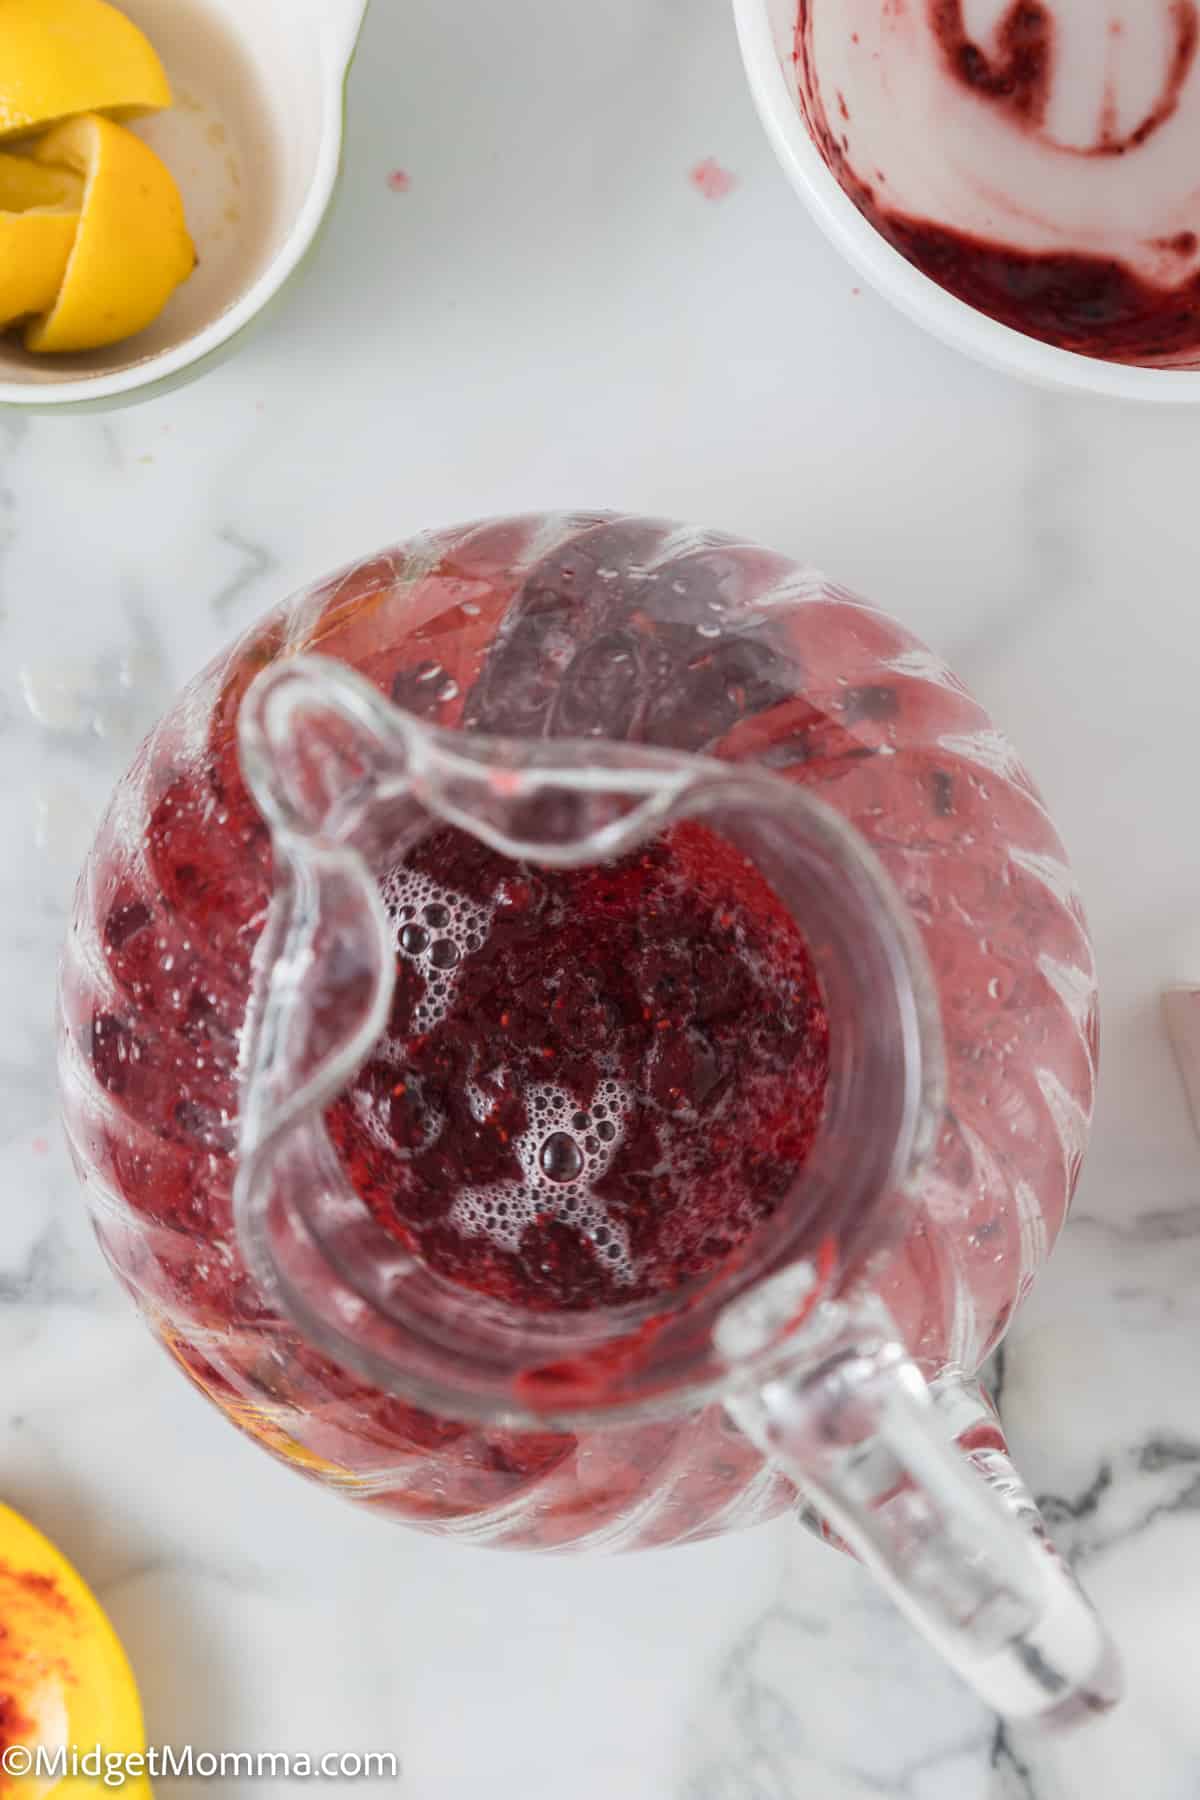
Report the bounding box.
[450,1078,637,1284]
[380,865,494,1033]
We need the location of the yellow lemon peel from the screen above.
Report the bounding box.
[0,1501,151,1797]
[0,150,82,328]
[0,0,170,141]
[25,112,195,353]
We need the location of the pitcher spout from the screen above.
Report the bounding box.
[232,652,758,1189]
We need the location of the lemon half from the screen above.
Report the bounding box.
[0,151,82,328]
[25,112,195,352]
[0,1501,151,1797]
[0,0,171,141]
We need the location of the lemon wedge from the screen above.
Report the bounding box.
[24,112,194,353]
[0,1501,151,1797]
[0,151,82,328]
[0,152,79,212]
[0,0,171,141]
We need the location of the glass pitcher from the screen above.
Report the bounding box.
[58,513,1117,1724]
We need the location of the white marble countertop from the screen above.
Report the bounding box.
[4,0,1200,1794]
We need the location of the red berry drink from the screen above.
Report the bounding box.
[60,515,1096,1549]
[327,821,830,1314]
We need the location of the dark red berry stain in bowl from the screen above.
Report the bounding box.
[928,0,1198,152]
[866,216,1200,361]
[931,0,1056,126]
[326,820,831,1313]
[796,0,1200,363]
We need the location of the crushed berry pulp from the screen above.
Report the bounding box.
[796,0,1200,363]
[65,510,1096,1548]
[325,821,831,1313]
[858,211,1200,365]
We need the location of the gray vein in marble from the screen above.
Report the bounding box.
[1032,1439,1200,1567]
[213,526,277,618]
[1004,1213,1200,1572]
[0,1039,64,1139]
[866,1730,995,1798]
[1022,397,1085,606]
[1069,1205,1200,1246]
[682,1600,994,1800]
[985,1342,1008,1413]
[989,1723,1039,1800]
[99,420,124,469]
[956,395,1087,676]
[0,1218,103,1309]
[97,1547,281,1604]
[1036,1461,1114,1532]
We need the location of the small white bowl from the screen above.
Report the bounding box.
[733,0,1200,403]
[0,0,368,409]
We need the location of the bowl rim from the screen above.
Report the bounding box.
[0,0,370,408]
[732,0,1200,405]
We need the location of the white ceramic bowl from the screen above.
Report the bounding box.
[733,0,1200,403]
[0,0,368,408]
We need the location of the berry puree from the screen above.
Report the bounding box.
[61,512,1097,1548]
[326,822,830,1313]
[796,1,1200,363]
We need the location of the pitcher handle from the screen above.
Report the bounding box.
[720,1282,1122,1727]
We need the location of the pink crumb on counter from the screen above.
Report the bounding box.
[1164,987,1200,1139]
[689,158,738,202]
[386,169,411,194]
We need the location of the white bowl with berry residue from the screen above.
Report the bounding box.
[734,0,1200,402]
[0,0,369,409]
